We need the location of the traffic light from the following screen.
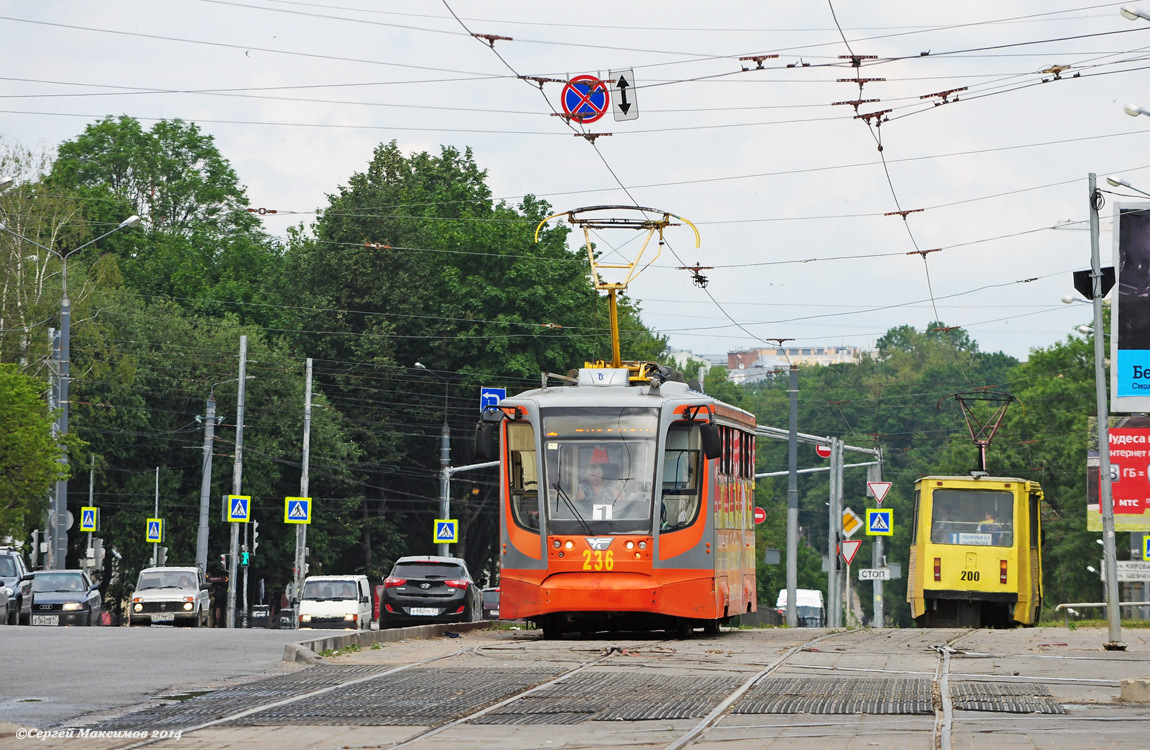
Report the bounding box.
[252,520,259,553]
[241,550,249,567]
[219,554,227,569]
[157,546,168,566]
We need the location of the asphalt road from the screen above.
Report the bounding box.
[0,625,308,728]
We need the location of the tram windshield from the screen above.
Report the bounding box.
[930,488,1013,547]
[542,407,658,535]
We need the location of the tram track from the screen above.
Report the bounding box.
[106,635,663,750]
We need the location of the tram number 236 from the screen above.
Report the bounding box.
[582,550,615,571]
[960,570,981,581]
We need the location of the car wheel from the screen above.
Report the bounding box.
[18,602,29,626]
[191,610,202,628]
[6,605,14,626]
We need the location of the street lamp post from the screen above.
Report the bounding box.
[1087,173,1124,649]
[0,205,140,569]
[415,362,452,555]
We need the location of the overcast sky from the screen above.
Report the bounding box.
[5,1,1150,362]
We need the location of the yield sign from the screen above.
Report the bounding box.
[840,538,862,565]
[561,75,610,124]
[867,481,892,505]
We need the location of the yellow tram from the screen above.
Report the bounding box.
[908,474,1043,628]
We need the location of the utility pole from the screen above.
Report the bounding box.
[195,393,216,574]
[1090,173,1124,649]
[785,365,799,628]
[44,327,57,570]
[294,359,313,606]
[226,335,248,629]
[868,460,885,628]
[152,467,159,566]
[826,437,842,628]
[86,457,94,577]
[438,411,451,556]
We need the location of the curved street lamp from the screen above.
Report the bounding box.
[0,187,140,568]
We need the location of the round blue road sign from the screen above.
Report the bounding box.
[562,75,610,124]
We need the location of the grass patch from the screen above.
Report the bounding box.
[370,642,382,650]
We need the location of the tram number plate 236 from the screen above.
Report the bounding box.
[582,550,615,571]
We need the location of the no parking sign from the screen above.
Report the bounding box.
[562,75,610,123]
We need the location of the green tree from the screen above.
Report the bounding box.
[48,116,285,328]
[0,364,65,540]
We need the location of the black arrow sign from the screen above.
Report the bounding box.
[616,74,631,114]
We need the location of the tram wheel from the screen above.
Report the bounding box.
[703,619,721,636]
[542,616,564,640]
[670,618,692,639]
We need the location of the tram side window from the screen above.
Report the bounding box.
[911,489,920,544]
[1029,492,1040,548]
[507,422,540,532]
[930,489,1013,547]
[661,424,702,533]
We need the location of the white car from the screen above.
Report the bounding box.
[130,566,210,627]
[297,575,372,629]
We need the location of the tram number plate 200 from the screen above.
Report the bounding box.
[582,550,614,571]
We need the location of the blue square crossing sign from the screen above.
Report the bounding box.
[146,518,163,544]
[79,507,98,533]
[227,495,251,523]
[434,519,458,544]
[866,508,893,536]
[284,497,312,525]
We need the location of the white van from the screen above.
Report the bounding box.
[775,588,826,627]
[298,575,372,630]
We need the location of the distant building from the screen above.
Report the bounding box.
[665,347,712,382]
[726,346,876,384]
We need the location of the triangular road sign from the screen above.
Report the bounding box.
[867,481,892,505]
[841,538,862,565]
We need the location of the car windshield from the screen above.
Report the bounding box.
[542,406,659,535]
[392,562,466,580]
[137,571,198,590]
[301,580,359,600]
[0,556,16,577]
[33,573,86,593]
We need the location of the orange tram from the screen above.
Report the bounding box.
[476,362,758,638]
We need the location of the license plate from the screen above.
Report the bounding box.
[32,614,57,626]
[152,612,175,622]
[409,607,439,616]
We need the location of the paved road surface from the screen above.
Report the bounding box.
[0,626,307,728]
[3,625,1150,748]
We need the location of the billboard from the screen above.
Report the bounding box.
[1111,203,1150,412]
[1087,419,1150,531]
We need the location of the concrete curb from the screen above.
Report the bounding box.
[283,621,491,663]
[1121,678,1150,703]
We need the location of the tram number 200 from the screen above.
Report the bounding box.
[960,570,980,582]
[582,550,615,571]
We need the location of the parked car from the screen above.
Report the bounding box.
[297,575,372,629]
[481,587,500,620]
[379,555,482,628]
[0,581,8,625]
[129,566,209,627]
[30,570,102,626]
[0,547,33,625]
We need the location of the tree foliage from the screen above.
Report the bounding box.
[0,363,64,540]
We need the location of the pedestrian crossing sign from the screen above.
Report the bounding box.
[434,519,458,544]
[227,495,251,523]
[284,497,312,525]
[146,517,163,543]
[866,508,893,536]
[80,506,98,533]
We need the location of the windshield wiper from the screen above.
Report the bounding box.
[553,483,592,535]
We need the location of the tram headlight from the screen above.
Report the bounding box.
[638,541,647,550]
[564,540,574,550]
[553,540,561,549]
[625,541,634,550]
